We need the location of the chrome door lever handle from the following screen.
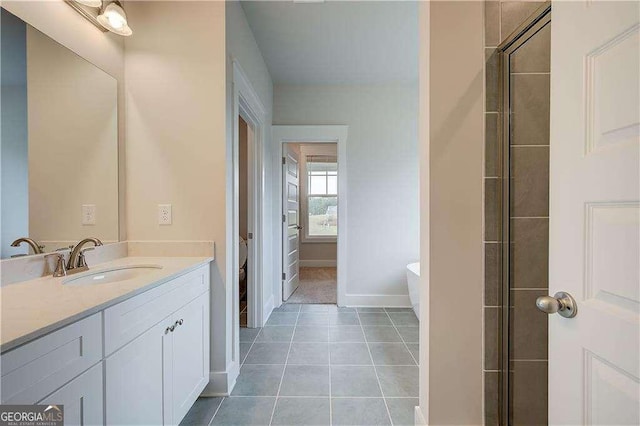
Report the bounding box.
[536,291,577,318]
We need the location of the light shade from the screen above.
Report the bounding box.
[97,1,132,36]
[74,0,102,7]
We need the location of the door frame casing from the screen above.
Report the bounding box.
[232,59,266,332]
[271,125,348,307]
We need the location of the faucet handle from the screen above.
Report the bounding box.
[45,253,67,277]
[77,247,95,268]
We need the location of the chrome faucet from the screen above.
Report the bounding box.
[67,237,103,272]
[11,237,45,254]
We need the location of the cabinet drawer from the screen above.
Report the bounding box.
[1,313,102,404]
[104,266,208,355]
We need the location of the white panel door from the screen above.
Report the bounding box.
[282,145,301,301]
[170,293,210,425]
[549,1,639,424]
[38,363,103,426]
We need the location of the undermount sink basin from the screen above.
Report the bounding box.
[63,265,163,286]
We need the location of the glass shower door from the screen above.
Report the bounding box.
[498,4,551,425]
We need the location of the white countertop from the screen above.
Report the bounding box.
[0,256,213,353]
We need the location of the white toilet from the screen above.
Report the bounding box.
[239,236,248,280]
[406,262,420,320]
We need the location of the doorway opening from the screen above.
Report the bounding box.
[238,116,251,327]
[232,61,267,337]
[272,124,348,307]
[282,142,338,305]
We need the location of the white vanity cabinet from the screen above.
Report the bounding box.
[104,266,210,426]
[105,292,210,425]
[0,263,211,426]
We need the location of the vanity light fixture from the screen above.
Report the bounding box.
[66,0,132,36]
[97,1,132,36]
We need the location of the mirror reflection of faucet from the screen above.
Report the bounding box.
[10,237,45,256]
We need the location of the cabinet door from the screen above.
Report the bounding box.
[105,319,172,425]
[38,363,103,426]
[170,292,210,424]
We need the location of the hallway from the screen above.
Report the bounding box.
[286,267,337,305]
[181,303,419,426]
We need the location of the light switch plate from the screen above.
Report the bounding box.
[82,204,96,225]
[158,204,172,225]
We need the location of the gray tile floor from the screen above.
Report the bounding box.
[181,304,419,426]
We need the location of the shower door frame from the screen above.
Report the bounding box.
[496,3,551,424]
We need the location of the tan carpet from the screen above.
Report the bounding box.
[286,267,337,304]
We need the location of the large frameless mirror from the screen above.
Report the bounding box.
[1,8,119,259]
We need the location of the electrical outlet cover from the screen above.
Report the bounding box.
[82,204,96,225]
[158,204,172,225]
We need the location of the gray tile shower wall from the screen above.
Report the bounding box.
[483,1,549,425]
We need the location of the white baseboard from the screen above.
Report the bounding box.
[415,406,427,425]
[262,294,274,326]
[342,293,411,308]
[201,362,240,397]
[299,259,337,267]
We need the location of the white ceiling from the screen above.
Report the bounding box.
[240,1,419,85]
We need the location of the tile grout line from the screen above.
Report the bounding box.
[240,329,261,367]
[511,216,550,219]
[206,397,225,426]
[328,311,333,426]
[356,310,395,426]
[511,72,550,75]
[511,288,549,291]
[212,321,260,423]
[383,309,419,366]
[267,304,301,426]
[225,395,418,399]
[243,363,417,367]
